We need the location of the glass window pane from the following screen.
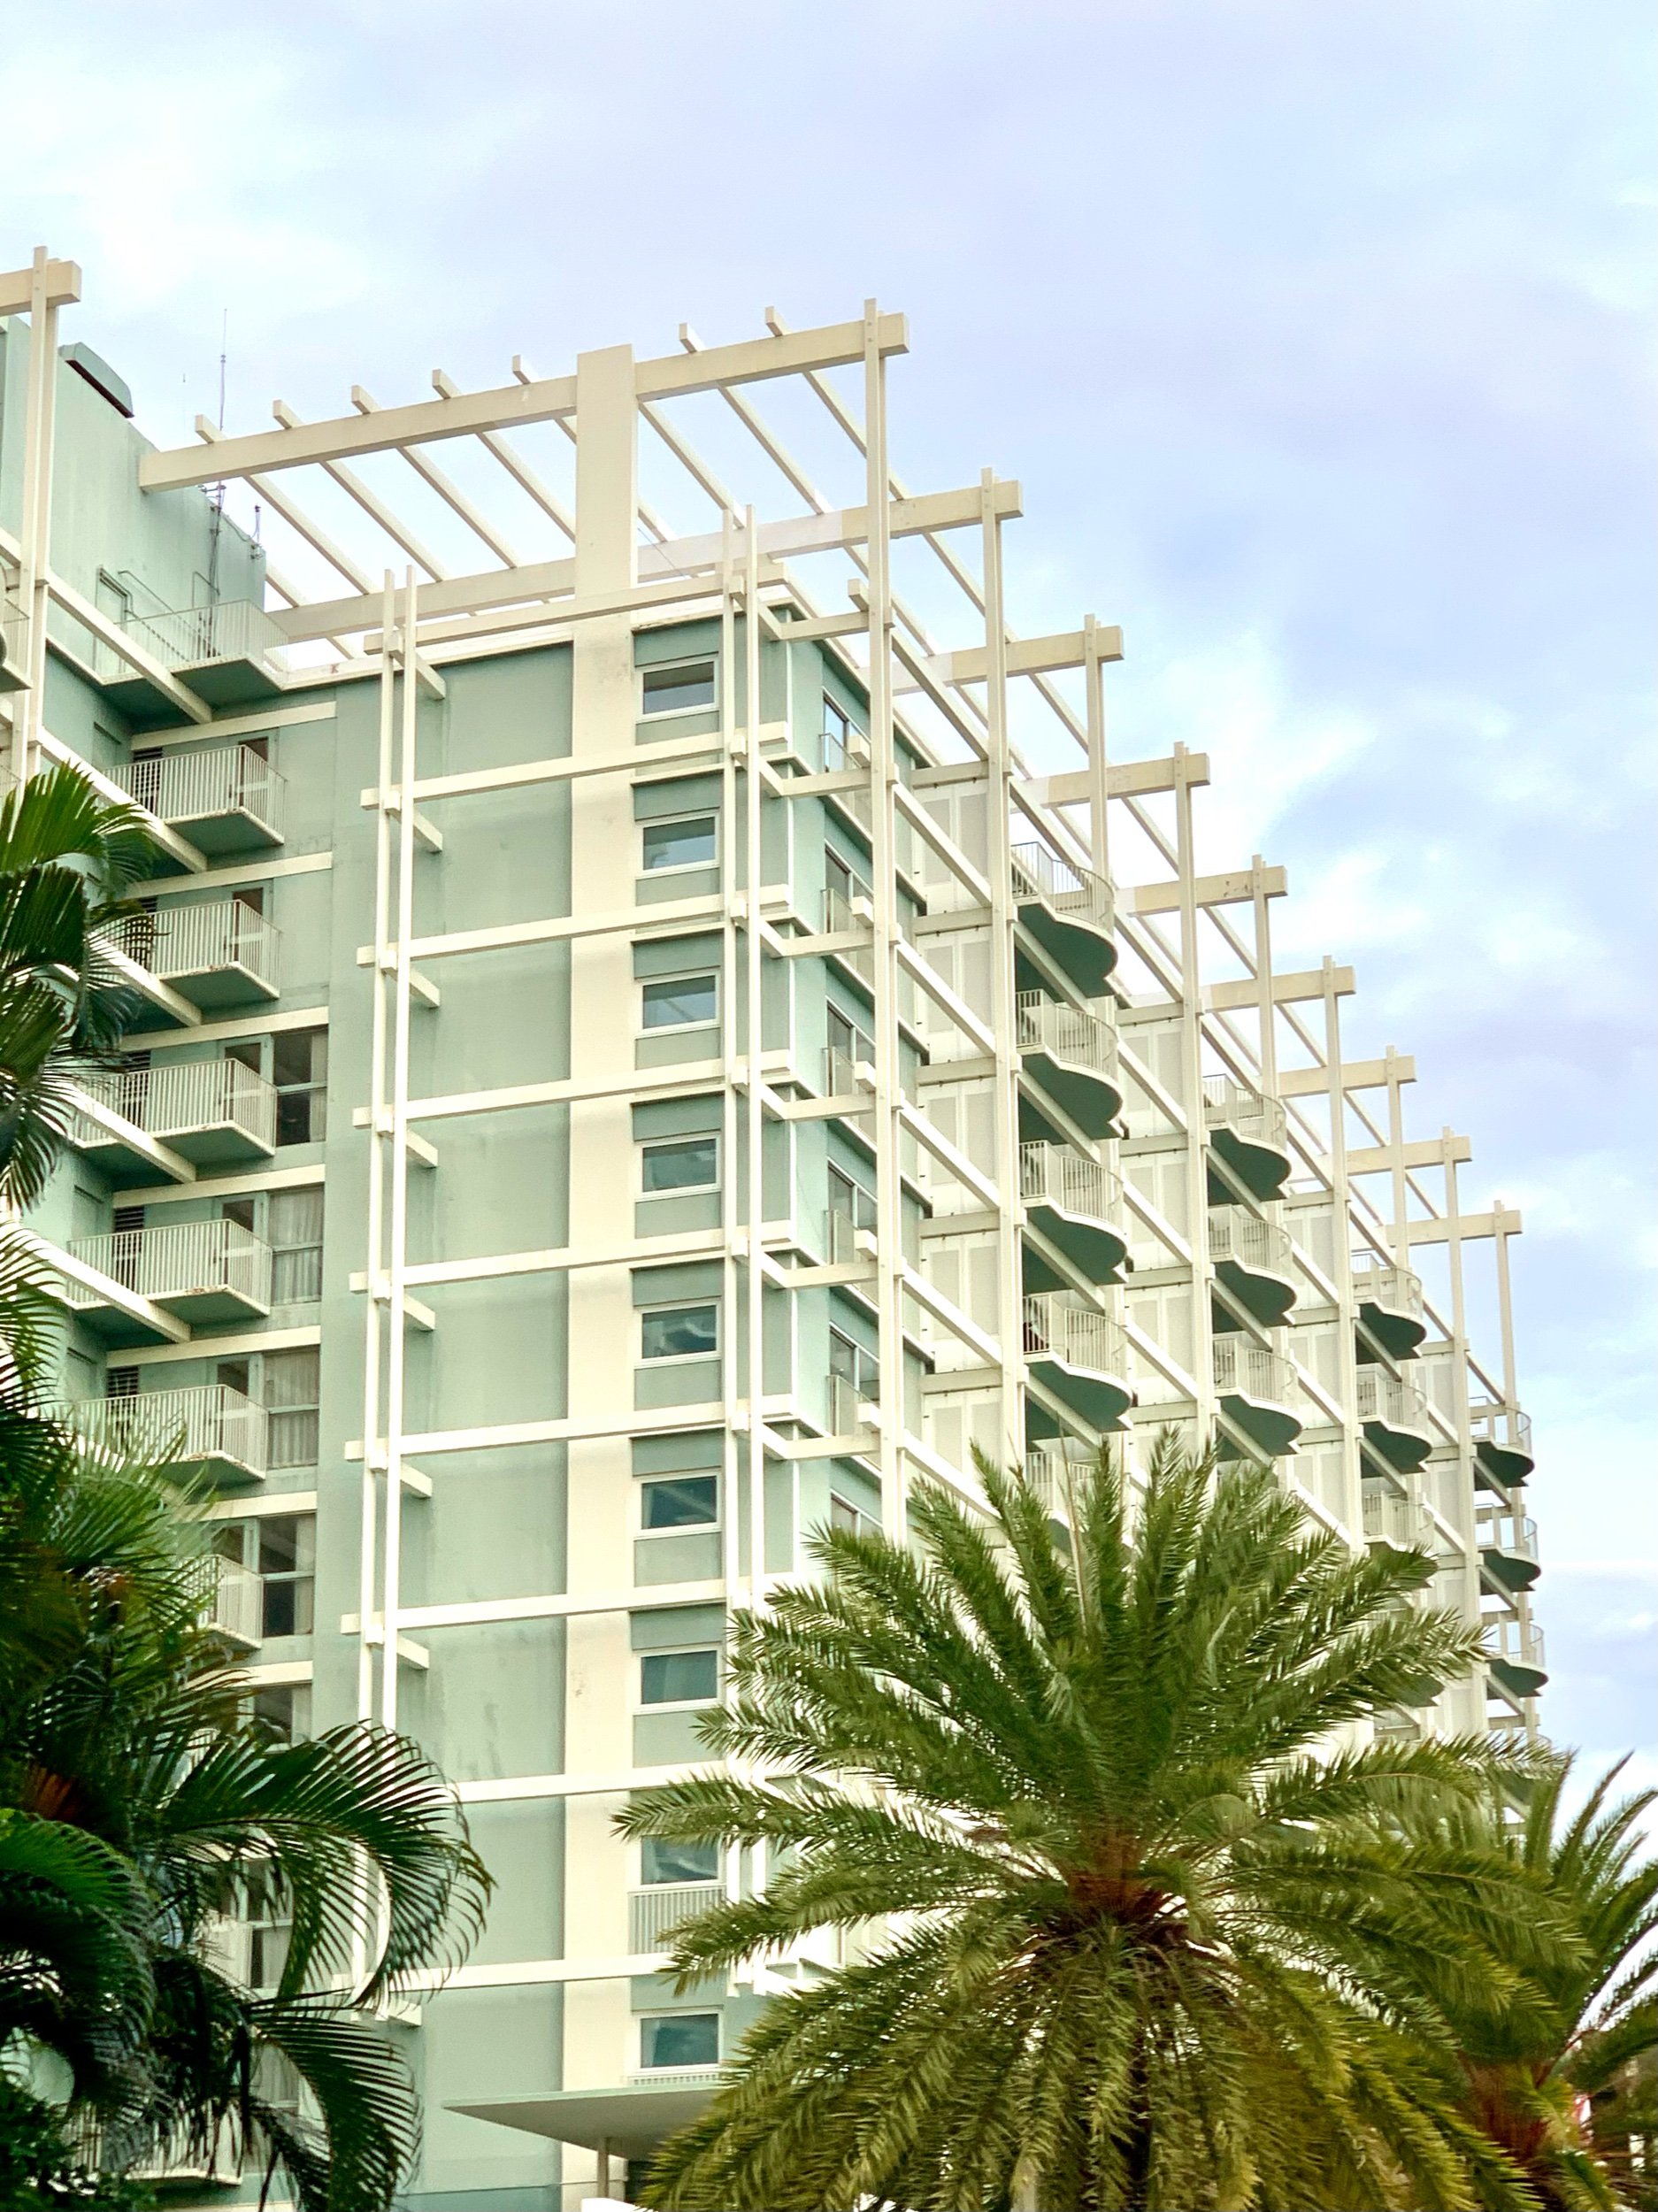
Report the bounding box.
[828,1332,857,1382]
[641,1137,718,1194]
[641,1304,718,1361]
[640,1648,719,1705]
[641,1474,718,1530]
[641,1838,720,1886]
[641,975,718,1030]
[641,660,716,716]
[641,2013,719,2070]
[642,817,717,872]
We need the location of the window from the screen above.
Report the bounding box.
[639,1648,720,1707]
[264,1348,320,1470]
[641,1302,718,1363]
[272,1028,327,1146]
[641,815,717,873]
[641,1473,718,1532]
[640,2012,719,2071]
[641,1135,718,1195]
[250,1683,311,1744]
[641,1838,720,1886]
[830,1493,876,1540]
[246,1869,292,1993]
[641,658,717,718]
[269,1189,323,1304]
[641,972,718,1032]
[827,1164,876,1233]
[257,1515,316,1638]
[829,1328,879,1401]
[822,693,866,769]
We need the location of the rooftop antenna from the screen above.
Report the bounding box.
[204,309,228,630]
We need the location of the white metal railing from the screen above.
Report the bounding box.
[72,1057,277,1155]
[118,741,285,840]
[1020,1141,1119,1221]
[123,598,287,674]
[1202,1077,1287,1153]
[1212,1335,1293,1404]
[1483,1612,1546,1677]
[209,1563,264,1646]
[628,1882,724,1954]
[1351,1252,1425,1319]
[65,1218,272,1312]
[1009,841,1114,929]
[1476,1506,1539,1565]
[1470,1403,1534,1459]
[1022,1294,1127,1377]
[1362,1486,1432,1550]
[626,2067,726,2088]
[1208,1206,1293,1275]
[828,1372,879,1435]
[1016,991,1119,1079]
[1024,1440,1095,1514]
[1355,1366,1431,1434]
[54,1383,270,1475]
[104,900,280,995]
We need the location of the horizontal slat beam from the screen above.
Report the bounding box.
[1206,966,1355,1012]
[924,626,1123,687]
[1128,865,1286,915]
[1348,1135,1471,1174]
[1277,1055,1416,1096]
[0,258,81,315]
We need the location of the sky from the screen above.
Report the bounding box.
[6,0,1654,1780]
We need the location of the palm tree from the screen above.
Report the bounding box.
[620,1442,1562,2211]
[1408,1756,1657,2211]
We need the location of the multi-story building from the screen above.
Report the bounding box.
[0,250,1543,2208]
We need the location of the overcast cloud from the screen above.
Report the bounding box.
[5,0,1653,1774]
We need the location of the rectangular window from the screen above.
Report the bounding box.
[251,1683,311,1744]
[641,973,718,1031]
[830,1493,876,1540]
[641,1302,718,1363]
[827,1164,877,1233]
[272,1028,328,1147]
[257,1515,317,1638]
[269,1189,323,1304]
[639,1647,720,1707]
[641,1473,718,1532]
[640,2012,719,2070]
[641,1838,720,1886]
[641,1135,718,1194]
[641,816,718,873]
[829,1327,879,1399]
[264,1348,320,1470]
[641,658,717,718]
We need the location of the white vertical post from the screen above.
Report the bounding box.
[358,574,396,1724]
[1322,962,1362,1515]
[1174,749,1213,1438]
[718,512,741,1606]
[979,472,1024,1468]
[1252,857,1278,1096]
[743,509,767,1600]
[14,248,62,780]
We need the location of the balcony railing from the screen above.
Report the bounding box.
[1208,1206,1293,1276]
[1351,1252,1424,1320]
[123,597,287,676]
[105,899,280,998]
[72,1057,277,1156]
[1009,841,1114,929]
[65,1218,272,1315]
[1022,1294,1126,1377]
[1020,1141,1119,1221]
[1362,1486,1432,1551]
[207,1562,264,1647]
[824,1032,875,1097]
[1212,1335,1293,1404]
[1024,1440,1095,1515]
[1476,1506,1539,1566]
[828,1373,879,1436]
[1202,1077,1287,1153]
[118,740,285,843]
[629,1882,724,1955]
[1015,992,1118,1080]
[1355,1366,1432,1435]
[1470,1404,1534,1459]
[1483,1612,1546,1678]
[57,1383,270,1479]
[626,2067,726,2088]
[822,885,876,982]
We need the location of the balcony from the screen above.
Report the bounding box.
[1020,1142,1126,1286]
[1016,992,1123,1141]
[1351,1253,1427,1360]
[1355,1366,1435,1474]
[822,885,876,986]
[55,1383,269,1483]
[105,899,280,1019]
[64,1219,273,1338]
[827,1372,879,1439]
[1021,1294,1132,1435]
[629,1882,724,1955]
[1477,1504,1540,1594]
[1203,1078,1291,1201]
[70,1058,278,1178]
[1209,1206,1297,1325]
[117,740,285,856]
[1484,1612,1547,1702]
[1361,1483,1436,1558]
[99,598,288,714]
[1024,1438,1095,1521]
[205,1561,264,1649]
[1470,1403,1535,1488]
[1212,1334,1302,1461]
[1009,842,1116,996]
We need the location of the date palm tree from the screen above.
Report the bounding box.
[620,1442,1561,2212]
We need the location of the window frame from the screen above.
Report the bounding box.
[639,1300,720,1365]
[637,2008,722,2073]
[829,1490,877,1541]
[638,1133,720,1198]
[639,1836,722,1887]
[637,1643,723,1711]
[639,970,720,1035]
[639,655,719,721]
[636,1469,720,1539]
[640,811,719,877]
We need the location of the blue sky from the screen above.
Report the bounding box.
[8,0,1654,1777]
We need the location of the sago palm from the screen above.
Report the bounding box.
[621,1440,1561,2212]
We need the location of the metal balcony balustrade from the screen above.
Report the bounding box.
[65,1218,272,1322]
[626,2067,727,2089]
[822,884,876,983]
[1009,841,1114,929]
[628,1882,725,1955]
[1022,1293,1125,1375]
[117,740,286,850]
[1476,1504,1541,1592]
[1207,1206,1291,1275]
[823,1029,876,1098]
[1015,990,1123,1139]
[104,899,280,1006]
[1470,1402,1536,1486]
[828,1372,879,1436]
[1202,1077,1291,1202]
[824,1204,876,1266]
[1020,1140,1126,1287]
[1351,1252,1428,1359]
[72,1056,277,1164]
[1362,1484,1434,1553]
[1483,1610,1547,1697]
[1021,1294,1132,1432]
[1019,1141,1117,1220]
[1355,1365,1432,1434]
[1024,1439,1095,1517]
[52,1382,270,1480]
[1009,841,1116,995]
[123,597,287,676]
[1211,1334,1294,1406]
[204,1559,263,1647]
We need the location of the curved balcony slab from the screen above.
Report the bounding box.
[1355,1367,1435,1474]
[1352,1258,1428,1361]
[1471,1405,1534,1487]
[1209,1207,1297,1325]
[1009,844,1117,996]
[1016,993,1123,1142]
[1477,1507,1540,1594]
[1202,1079,1291,1202]
[1022,1294,1132,1436]
[1021,1144,1126,1286]
[1212,1336,1302,1461]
